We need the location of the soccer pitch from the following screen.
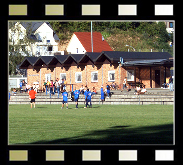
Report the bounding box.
[8,104,173,144]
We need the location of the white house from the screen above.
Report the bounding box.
[165,22,174,46]
[165,22,174,33]
[66,32,113,54]
[67,32,86,54]
[9,22,60,56]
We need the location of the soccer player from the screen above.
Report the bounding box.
[61,89,68,109]
[29,87,37,108]
[106,83,110,98]
[9,91,11,105]
[84,87,88,105]
[100,86,105,104]
[74,88,80,109]
[85,88,92,108]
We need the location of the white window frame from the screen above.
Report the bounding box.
[91,71,98,82]
[108,70,115,82]
[45,74,51,82]
[75,72,82,83]
[19,32,24,39]
[10,32,15,43]
[60,73,66,81]
[127,70,134,81]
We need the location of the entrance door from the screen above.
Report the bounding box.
[155,70,160,88]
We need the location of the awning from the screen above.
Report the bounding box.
[123,59,173,67]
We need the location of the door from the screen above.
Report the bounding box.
[155,70,160,88]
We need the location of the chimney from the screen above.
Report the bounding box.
[102,36,104,41]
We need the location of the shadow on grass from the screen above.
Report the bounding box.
[30,124,173,144]
[85,106,100,109]
[36,107,47,109]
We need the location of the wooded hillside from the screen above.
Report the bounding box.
[50,22,173,55]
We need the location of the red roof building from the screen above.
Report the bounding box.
[67,32,113,54]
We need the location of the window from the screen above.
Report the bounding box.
[10,32,15,43]
[48,46,53,51]
[45,74,51,82]
[35,33,42,41]
[42,46,47,53]
[75,72,82,83]
[19,32,24,39]
[127,70,134,81]
[108,71,115,82]
[91,71,98,82]
[169,22,173,28]
[60,73,66,80]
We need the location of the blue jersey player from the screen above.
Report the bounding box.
[74,88,80,109]
[106,83,110,98]
[85,88,92,108]
[100,86,105,104]
[84,87,88,104]
[61,89,68,109]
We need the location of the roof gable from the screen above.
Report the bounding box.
[20,22,60,41]
[34,56,54,66]
[74,32,113,52]
[55,55,68,64]
[47,56,59,65]
[79,52,101,63]
[85,52,101,61]
[79,54,93,63]
[20,22,44,32]
[95,52,111,63]
[63,55,77,64]
[19,57,39,68]
[20,22,53,32]
[70,54,84,62]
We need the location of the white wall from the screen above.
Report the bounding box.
[35,23,58,46]
[9,77,27,89]
[34,23,58,56]
[67,34,86,54]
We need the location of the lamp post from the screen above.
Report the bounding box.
[125,44,135,52]
[91,21,93,52]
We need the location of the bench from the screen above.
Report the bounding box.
[128,82,146,88]
[38,89,43,93]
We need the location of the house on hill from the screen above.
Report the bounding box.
[66,32,113,54]
[9,22,60,56]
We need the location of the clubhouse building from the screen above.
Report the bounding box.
[19,51,173,91]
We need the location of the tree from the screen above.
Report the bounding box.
[9,22,36,75]
[157,22,170,43]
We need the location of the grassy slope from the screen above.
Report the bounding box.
[8,104,173,144]
[103,29,159,52]
[57,28,173,55]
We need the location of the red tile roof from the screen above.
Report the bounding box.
[74,32,113,52]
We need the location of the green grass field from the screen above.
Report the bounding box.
[8,104,173,144]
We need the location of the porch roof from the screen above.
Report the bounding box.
[102,51,172,63]
[123,58,173,67]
